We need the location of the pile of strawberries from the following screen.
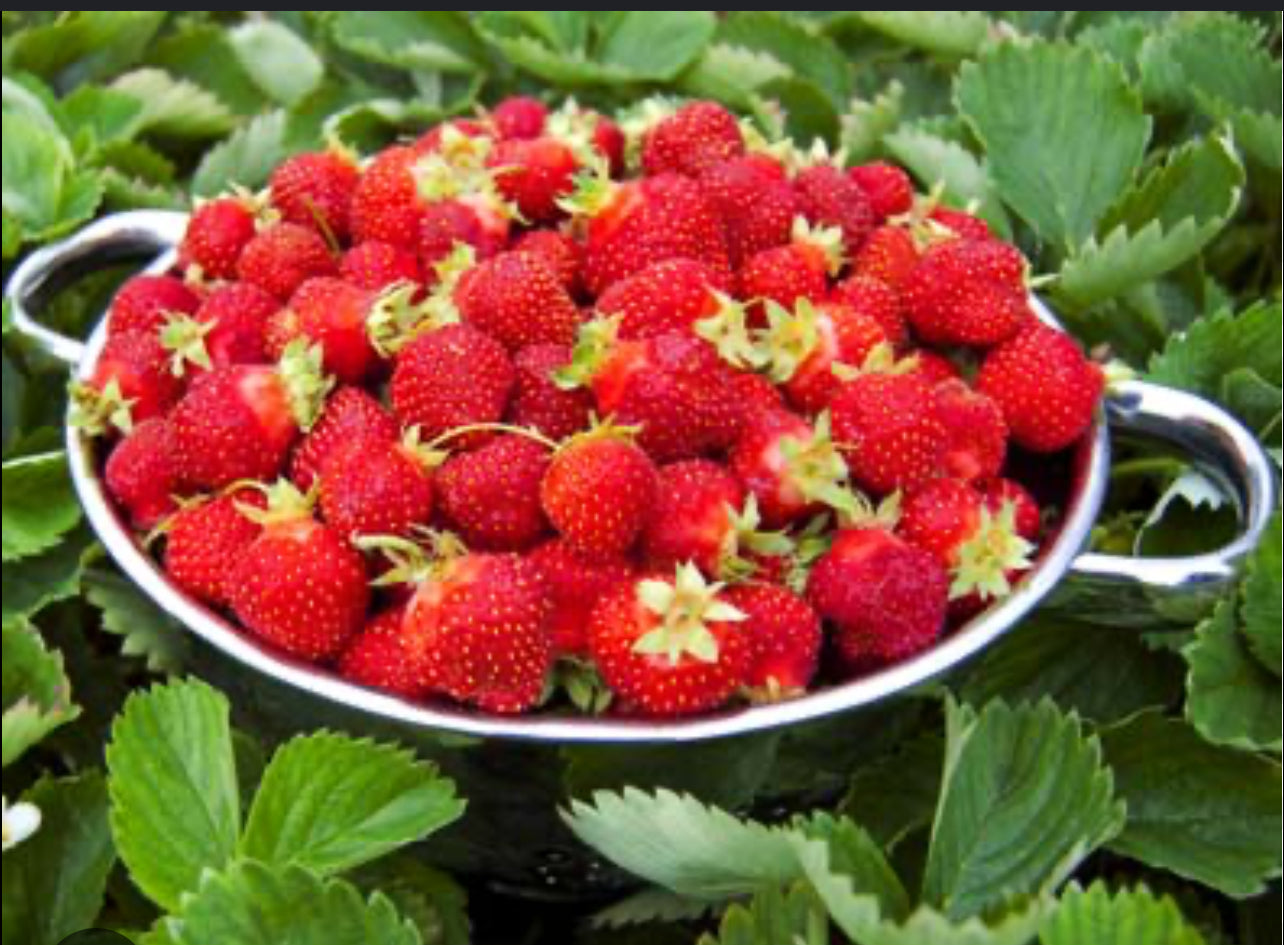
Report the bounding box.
[83,96,1103,718]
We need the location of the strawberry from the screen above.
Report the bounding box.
[71,330,183,435]
[277,277,385,384]
[793,163,877,255]
[528,539,634,657]
[105,418,181,529]
[725,583,821,696]
[848,162,914,220]
[935,379,1007,483]
[512,229,582,296]
[641,460,742,577]
[509,343,593,441]
[902,238,1030,347]
[338,607,424,698]
[236,222,337,301]
[641,100,745,178]
[340,241,424,292]
[851,225,919,289]
[419,196,511,265]
[436,434,551,551]
[413,118,493,155]
[180,196,258,279]
[588,563,751,716]
[805,527,948,669]
[170,282,279,370]
[908,350,960,385]
[289,386,399,489]
[349,146,424,249]
[488,136,579,222]
[699,153,797,266]
[728,369,785,422]
[830,373,947,494]
[739,217,843,315]
[591,114,626,176]
[546,99,625,175]
[456,250,582,350]
[929,206,991,240]
[319,432,435,539]
[163,487,266,606]
[170,341,332,489]
[107,275,200,337]
[492,95,548,139]
[228,481,368,660]
[390,324,515,444]
[983,478,1041,541]
[975,323,1102,452]
[829,274,906,348]
[269,147,360,241]
[729,409,854,528]
[540,424,658,558]
[596,258,732,340]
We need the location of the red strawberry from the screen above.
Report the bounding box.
[512,229,582,296]
[105,418,181,529]
[236,222,337,301]
[739,217,843,315]
[851,225,919,289]
[588,563,751,717]
[793,164,877,255]
[930,206,991,240]
[591,114,626,176]
[540,425,658,558]
[436,434,550,551]
[806,527,948,669]
[349,146,424,249]
[509,343,593,441]
[270,147,360,241]
[488,136,579,222]
[975,323,1102,452]
[983,478,1041,541]
[71,330,183,435]
[725,583,821,696]
[108,275,200,337]
[289,386,399,490]
[830,373,947,494]
[902,237,1030,346]
[456,250,581,350]
[492,95,548,139]
[413,118,492,155]
[390,324,515,444]
[848,162,914,219]
[546,99,624,174]
[340,241,424,292]
[729,408,853,528]
[174,282,279,369]
[419,195,511,265]
[759,299,889,414]
[320,433,435,539]
[728,370,785,423]
[280,277,384,384]
[830,274,906,347]
[699,153,797,266]
[163,487,265,606]
[338,607,424,698]
[641,460,743,577]
[935,379,1007,483]
[641,101,744,178]
[529,539,634,657]
[596,258,732,340]
[181,196,257,279]
[170,342,331,489]
[908,350,960,385]
[228,482,368,660]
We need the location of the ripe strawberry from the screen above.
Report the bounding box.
[512,229,582,296]
[163,487,265,606]
[71,330,183,435]
[725,583,821,696]
[851,225,919,289]
[930,206,991,240]
[729,409,853,528]
[105,418,181,529]
[830,274,906,347]
[739,217,843,315]
[338,607,424,698]
[546,99,625,174]
[107,275,200,337]
[270,147,360,241]
[236,222,337,301]
[170,342,331,489]
[488,136,579,222]
[848,162,914,219]
[492,95,548,139]
[540,425,658,558]
[793,164,877,255]
[591,114,625,176]
[975,323,1102,452]
[390,324,516,444]
[806,527,948,669]
[320,433,435,539]
[349,146,424,249]
[289,386,399,489]
[276,277,384,383]
[728,369,785,422]
[641,460,744,577]
[902,237,1030,347]
[436,434,550,551]
[180,196,257,279]
[419,195,511,265]
[228,482,369,660]
[908,350,960,385]
[528,539,634,656]
[596,258,732,340]
[641,101,744,178]
[699,153,797,266]
[340,241,424,292]
[935,379,1007,483]
[509,343,593,441]
[174,282,279,369]
[456,251,581,350]
[983,478,1041,541]
[588,563,751,717]
[413,118,492,155]
[830,373,947,494]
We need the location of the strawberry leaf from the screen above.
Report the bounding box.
[83,568,189,674]
[883,126,1011,238]
[839,733,943,851]
[696,882,828,945]
[1039,880,1208,945]
[1242,512,1282,676]
[330,11,490,74]
[190,110,287,197]
[855,12,991,59]
[109,68,236,139]
[2,616,81,767]
[0,524,94,623]
[227,21,324,107]
[715,13,853,108]
[2,452,80,563]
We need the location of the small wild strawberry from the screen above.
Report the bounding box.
[725,583,821,697]
[456,250,582,350]
[289,386,399,490]
[338,607,425,699]
[107,275,201,337]
[164,487,265,606]
[270,146,361,241]
[181,196,258,279]
[436,434,551,551]
[641,100,745,178]
[236,222,337,301]
[848,162,914,219]
[528,539,635,657]
[829,372,947,494]
[104,418,182,529]
[319,431,436,539]
[508,343,593,441]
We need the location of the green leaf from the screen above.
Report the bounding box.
[2,110,72,234]
[3,11,167,85]
[2,616,80,767]
[106,679,240,912]
[800,813,910,919]
[923,698,1124,920]
[2,210,20,259]
[760,76,841,145]
[594,12,718,82]
[83,568,188,674]
[1056,133,1244,308]
[351,855,470,945]
[855,12,991,58]
[884,127,1010,238]
[840,734,943,850]
[716,13,853,107]
[330,11,489,73]
[1242,511,1282,676]
[1039,881,1207,945]
[697,882,828,945]
[190,110,287,197]
[1102,711,1282,898]
[1182,598,1281,752]
[227,21,324,107]
[594,887,714,929]
[2,451,80,562]
[146,23,264,117]
[1,773,115,945]
[840,82,905,163]
[321,98,447,155]
[1139,13,1280,118]
[240,731,464,876]
[109,69,236,139]
[1,523,93,622]
[563,789,800,900]
[676,45,792,110]
[57,85,144,147]
[957,41,1150,249]
[165,860,420,945]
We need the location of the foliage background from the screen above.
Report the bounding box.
[2,11,1281,945]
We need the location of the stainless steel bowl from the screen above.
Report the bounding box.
[8,210,1277,893]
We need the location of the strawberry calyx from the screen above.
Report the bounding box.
[783,514,835,594]
[554,314,621,390]
[544,657,613,714]
[830,341,921,383]
[424,421,559,454]
[777,411,858,517]
[758,298,823,384]
[790,216,845,276]
[276,339,335,432]
[69,378,135,437]
[233,477,316,528]
[949,499,1034,601]
[366,241,475,356]
[159,312,215,376]
[354,528,468,588]
[718,494,793,582]
[632,563,746,666]
[694,291,761,369]
[616,95,678,169]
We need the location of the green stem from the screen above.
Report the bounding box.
[424,422,559,452]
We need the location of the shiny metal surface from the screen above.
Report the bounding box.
[8,210,1278,745]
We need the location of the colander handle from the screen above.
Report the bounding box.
[5,210,188,366]
[1070,379,1278,604]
